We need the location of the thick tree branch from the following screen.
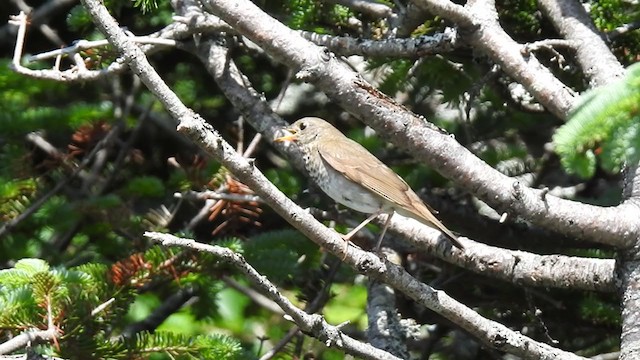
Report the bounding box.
[367,251,410,358]
[387,217,615,292]
[617,162,640,359]
[396,1,429,37]
[538,0,624,86]
[617,254,640,360]
[413,0,475,28]
[367,280,410,358]
[8,10,228,82]
[205,0,640,247]
[299,29,457,57]
[395,0,579,118]
[0,329,59,355]
[324,0,393,18]
[145,233,402,360]
[461,0,575,119]
[191,27,615,293]
[80,0,588,356]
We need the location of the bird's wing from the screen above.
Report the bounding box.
[318,137,463,249]
[317,137,418,210]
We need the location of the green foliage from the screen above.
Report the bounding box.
[218,237,244,254]
[553,63,640,178]
[328,4,351,26]
[244,229,320,284]
[374,59,413,95]
[370,57,472,107]
[34,195,77,231]
[579,294,621,326]
[132,0,158,14]
[264,168,301,197]
[124,176,166,198]
[284,0,354,33]
[0,177,37,221]
[0,60,100,136]
[496,0,541,39]
[66,5,94,32]
[0,252,247,359]
[590,0,640,31]
[287,0,320,30]
[416,57,473,105]
[591,0,640,63]
[324,283,367,328]
[194,333,244,359]
[166,63,229,113]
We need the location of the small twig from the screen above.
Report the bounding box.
[27,37,177,63]
[176,189,264,203]
[243,133,263,158]
[258,327,301,360]
[298,28,457,57]
[9,12,28,69]
[522,39,577,54]
[222,276,284,315]
[91,298,116,316]
[324,0,393,18]
[10,0,65,47]
[0,329,59,355]
[145,232,403,360]
[236,116,244,154]
[608,21,640,39]
[0,123,120,238]
[121,286,198,339]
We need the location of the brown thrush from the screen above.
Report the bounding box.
[275,117,464,251]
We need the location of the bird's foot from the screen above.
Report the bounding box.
[338,233,362,260]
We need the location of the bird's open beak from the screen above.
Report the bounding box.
[274,128,298,142]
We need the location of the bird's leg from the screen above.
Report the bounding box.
[374,212,394,251]
[340,210,382,258]
[343,211,380,239]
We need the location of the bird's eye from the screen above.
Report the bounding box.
[299,122,307,131]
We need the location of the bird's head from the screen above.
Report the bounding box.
[275,117,338,145]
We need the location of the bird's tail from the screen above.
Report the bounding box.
[409,204,464,249]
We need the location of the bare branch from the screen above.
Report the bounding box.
[538,0,624,86]
[176,190,264,204]
[386,216,615,292]
[121,286,198,338]
[204,0,640,247]
[7,11,226,82]
[367,251,410,358]
[324,0,393,18]
[300,28,457,57]
[0,329,59,355]
[186,28,612,293]
[77,0,599,356]
[0,0,76,47]
[145,233,403,360]
[413,0,475,28]
[27,37,176,63]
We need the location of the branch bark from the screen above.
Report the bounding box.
[538,0,624,86]
[145,233,403,360]
[175,11,613,293]
[78,0,590,356]
[205,0,640,248]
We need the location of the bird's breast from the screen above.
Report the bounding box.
[306,151,384,214]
